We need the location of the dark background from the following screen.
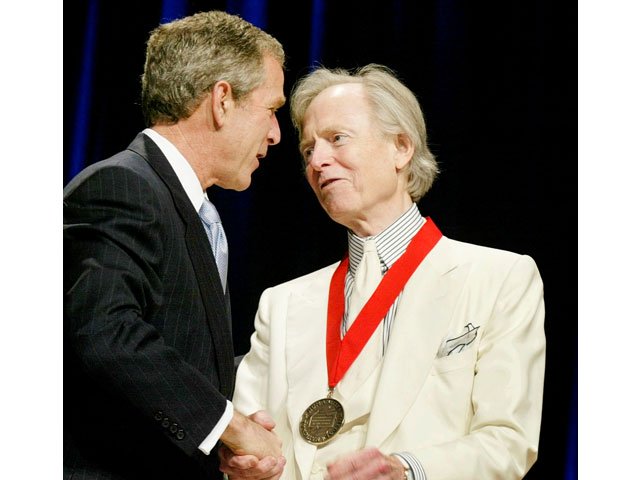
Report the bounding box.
[64,1,575,478]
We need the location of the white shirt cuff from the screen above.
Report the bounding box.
[394,452,427,480]
[198,400,233,455]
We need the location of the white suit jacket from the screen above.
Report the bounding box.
[233,235,546,480]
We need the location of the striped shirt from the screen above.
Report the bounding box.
[342,203,425,353]
[342,203,428,480]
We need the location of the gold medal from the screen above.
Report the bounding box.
[299,395,345,445]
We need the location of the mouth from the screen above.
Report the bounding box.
[319,178,341,190]
[254,151,267,167]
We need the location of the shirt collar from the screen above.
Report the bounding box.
[143,128,206,210]
[347,204,425,276]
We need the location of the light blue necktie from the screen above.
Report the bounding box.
[198,198,229,292]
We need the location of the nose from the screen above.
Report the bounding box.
[306,141,333,171]
[267,114,281,145]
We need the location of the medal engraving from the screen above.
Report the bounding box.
[299,397,345,445]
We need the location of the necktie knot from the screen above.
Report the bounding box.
[199,198,221,225]
[363,238,377,255]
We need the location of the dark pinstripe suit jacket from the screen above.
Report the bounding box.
[63,133,235,479]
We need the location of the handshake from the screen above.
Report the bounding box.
[219,410,286,479]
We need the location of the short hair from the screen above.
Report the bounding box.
[290,64,438,202]
[141,10,285,126]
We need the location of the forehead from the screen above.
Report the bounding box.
[302,83,372,128]
[310,83,367,111]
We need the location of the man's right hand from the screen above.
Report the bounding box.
[219,410,285,479]
[220,410,283,459]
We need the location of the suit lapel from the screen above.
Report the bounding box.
[127,134,235,396]
[184,223,235,395]
[284,265,338,479]
[366,237,468,446]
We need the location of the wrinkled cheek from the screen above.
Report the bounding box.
[321,194,348,216]
[304,171,316,189]
[317,190,331,210]
[308,181,323,202]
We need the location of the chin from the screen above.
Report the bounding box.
[229,176,252,192]
[322,203,354,227]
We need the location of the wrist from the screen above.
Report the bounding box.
[392,454,411,480]
[220,411,247,454]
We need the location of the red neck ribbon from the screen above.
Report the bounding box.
[326,217,442,389]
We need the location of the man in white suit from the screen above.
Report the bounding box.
[220,64,545,480]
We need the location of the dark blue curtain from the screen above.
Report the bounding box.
[64,1,576,478]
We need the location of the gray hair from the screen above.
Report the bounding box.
[290,64,438,202]
[141,10,285,125]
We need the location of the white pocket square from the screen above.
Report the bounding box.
[438,323,480,357]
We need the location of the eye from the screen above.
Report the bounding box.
[332,134,347,143]
[302,147,314,160]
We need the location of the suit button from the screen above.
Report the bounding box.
[176,429,185,440]
[161,418,170,428]
[154,411,163,421]
[170,423,178,434]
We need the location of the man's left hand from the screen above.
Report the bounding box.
[325,447,407,480]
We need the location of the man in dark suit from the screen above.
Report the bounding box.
[64,11,287,479]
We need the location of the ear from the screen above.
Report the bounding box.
[394,133,414,171]
[211,80,233,127]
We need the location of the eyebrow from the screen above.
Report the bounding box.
[298,125,343,152]
[298,139,311,152]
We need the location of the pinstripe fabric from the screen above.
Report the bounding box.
[342,204,425,354]
[64,133,233,480]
